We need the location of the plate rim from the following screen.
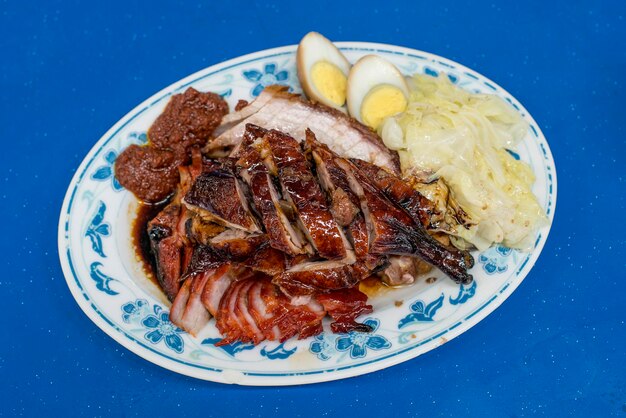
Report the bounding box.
[57,42,558,386]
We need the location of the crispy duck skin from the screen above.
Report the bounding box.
[307,132,370,261]
[182,244,226,279]
[236,126,310,256]
[147,157,206,301]
[274,260,383,298]
[349,158,438,229]
[183,160,260,233]
[263,129,349,260]
[206,85,400,174]
[209,230,268,259]
[338,159,474,284]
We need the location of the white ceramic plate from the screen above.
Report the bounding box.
[58,42,556,386]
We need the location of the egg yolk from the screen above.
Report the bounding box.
[311,61,347,106]
[361,85,407,129]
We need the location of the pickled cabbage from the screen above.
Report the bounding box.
[380,73,547,251]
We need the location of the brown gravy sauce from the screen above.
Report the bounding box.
[131,202,168,287]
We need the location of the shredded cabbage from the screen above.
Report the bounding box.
[380,73,547,251]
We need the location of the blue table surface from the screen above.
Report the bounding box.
[2,0,625,416]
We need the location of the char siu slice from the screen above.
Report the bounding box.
[200,264,234,317]
[176,272,212,336]
[317,287,374,333]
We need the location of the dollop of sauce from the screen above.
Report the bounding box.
[115,87,228,203]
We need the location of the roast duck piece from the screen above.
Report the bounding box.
[118,85,474,345]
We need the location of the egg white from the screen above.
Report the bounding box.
[347,55,409,127]
[296,32,351,109]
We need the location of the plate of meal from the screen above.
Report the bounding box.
[58,32,556,385]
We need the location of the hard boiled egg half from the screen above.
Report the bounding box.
[296,32,351,109]
[347,55,409,130]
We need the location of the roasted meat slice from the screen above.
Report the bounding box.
[317,287,374,333]
[184,214,226,244]
[182,244,225,278]
[350,158,440,229]
[274,260,378,297]
[236,129,311,256]
[262,129,351,260]
[147,202,191,301]
[169,271,212,336]
[338,158,474,284]
[218,276,326,344]
[206,85,400,174]
[307,132,370,260]
[200,264,235,317]
[209,230,268,259]
[183,160,260,232]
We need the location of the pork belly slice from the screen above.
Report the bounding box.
[183,161,260,233]
[205,85,400,174]
[236,130,311,256]
[350,158,439,229]
[338,159,474,284]
[262,129,351,260]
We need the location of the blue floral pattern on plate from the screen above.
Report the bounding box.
[141,305,184,354]
[89,262,118,295]
[335,319,391,359]
[309,333,336,361]
[84,201,110,258]
[121,299,150,323]
[398,294,445,328]
[201,338,255,356]
[260,343,297,360]
[243,63,289,97]
[91,150,123,191]
[449,281,477,305]
[479,245,513,274]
